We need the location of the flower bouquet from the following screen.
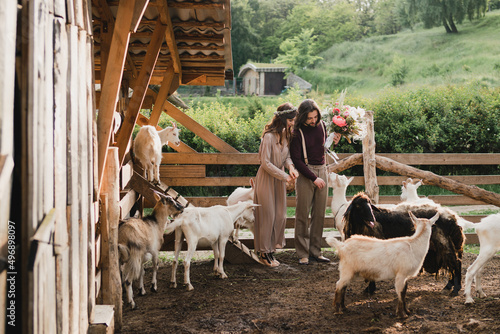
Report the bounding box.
[323,90,368,148]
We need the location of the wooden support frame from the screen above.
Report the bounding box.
[97,0,139,195]
[115,18,167,164]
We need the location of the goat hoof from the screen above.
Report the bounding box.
[169,282,177,289]
[186,284,194,291]
[130,302,136,310]
[151,284,157,293]
[138,288,146,296]
[465,299,475,305]
[450,290,459,297]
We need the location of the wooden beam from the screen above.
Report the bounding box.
[149,67,174,127]
[97,0,137,195]
[164,101,239,153]
[130,0,149,32]
[157,0,182,79]
[162,152,258,164]
[115,19,167,165]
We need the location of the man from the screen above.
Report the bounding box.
[290,99,341,265]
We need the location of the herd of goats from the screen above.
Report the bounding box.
[118,123,500,318]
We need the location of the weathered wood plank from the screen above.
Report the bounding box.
[362,111,379,203]
[159,165,205,178]
[100,148,122,331]
[161,152,500,166]
[53,15,69,334]
[119,189,138,219]
[162,152,258,164]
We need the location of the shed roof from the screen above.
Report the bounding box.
[238,62,288,77]
[92,0,233,86]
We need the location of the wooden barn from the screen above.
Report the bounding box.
[2,0,500,333]
[238,62,312,96]
[1,0,235,333]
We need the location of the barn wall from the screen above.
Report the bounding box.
[0,1,18,333]
[7,0,97,333]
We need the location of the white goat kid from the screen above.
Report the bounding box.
[226,178,255,241]
[167,201,258,291]
[327,212,439,318]
[461,213,500,304]
[133,122,180,184]
[327,172,353,240]
[118,191,183,309]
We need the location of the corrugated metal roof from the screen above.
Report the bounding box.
[92,0,233,86]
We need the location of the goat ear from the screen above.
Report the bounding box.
[370,204,381,212]
[250,178,255,188]
[429,213,439,224]
[170,121,177,129]
[347,176,354,184]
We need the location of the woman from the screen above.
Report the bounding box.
[253,103,299,267]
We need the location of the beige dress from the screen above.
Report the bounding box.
[253,132,293,254]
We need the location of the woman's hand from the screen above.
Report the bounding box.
[289,165,299,180]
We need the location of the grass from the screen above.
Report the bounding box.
[300,10,500,96]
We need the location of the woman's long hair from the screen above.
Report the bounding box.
[262,102,297,145]
[293,99,321,131]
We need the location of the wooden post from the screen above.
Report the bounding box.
[362,111,379,203]
[100,147,122,330]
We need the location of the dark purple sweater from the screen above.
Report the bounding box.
[290,121,327,181]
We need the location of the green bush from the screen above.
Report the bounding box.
[156,83,500,195]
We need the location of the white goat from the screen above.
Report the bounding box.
[226,178,255,241]
[118,191,184,309]
[133,122,180,184]
[327,172,353,240]
[460,214,500,304]
[400,177,436,205]
[166,201,258,291]
[327,212,439,318]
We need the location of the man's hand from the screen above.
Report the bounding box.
[313,177,326,189]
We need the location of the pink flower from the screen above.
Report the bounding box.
[343,111,349,117]
[334,108,341,114]
[332,116,347,127]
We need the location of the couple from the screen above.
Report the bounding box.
[253,100,342,267]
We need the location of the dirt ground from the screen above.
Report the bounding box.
[119,250,500,334]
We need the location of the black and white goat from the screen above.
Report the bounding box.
[118,191,184,309]
[342,192,465,296]
[327,212,439,318]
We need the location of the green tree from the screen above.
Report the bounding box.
[231,0,259,72]
[397,0,488,33]
[274,28,323,74]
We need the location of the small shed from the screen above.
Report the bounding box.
[238,62,312,96]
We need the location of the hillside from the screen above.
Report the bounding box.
[301,10,500,96]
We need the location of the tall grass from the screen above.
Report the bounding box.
[300,10,500,96]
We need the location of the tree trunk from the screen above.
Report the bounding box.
[442,17,452,33]
[449,15,458,33]
[375,155,500,207]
